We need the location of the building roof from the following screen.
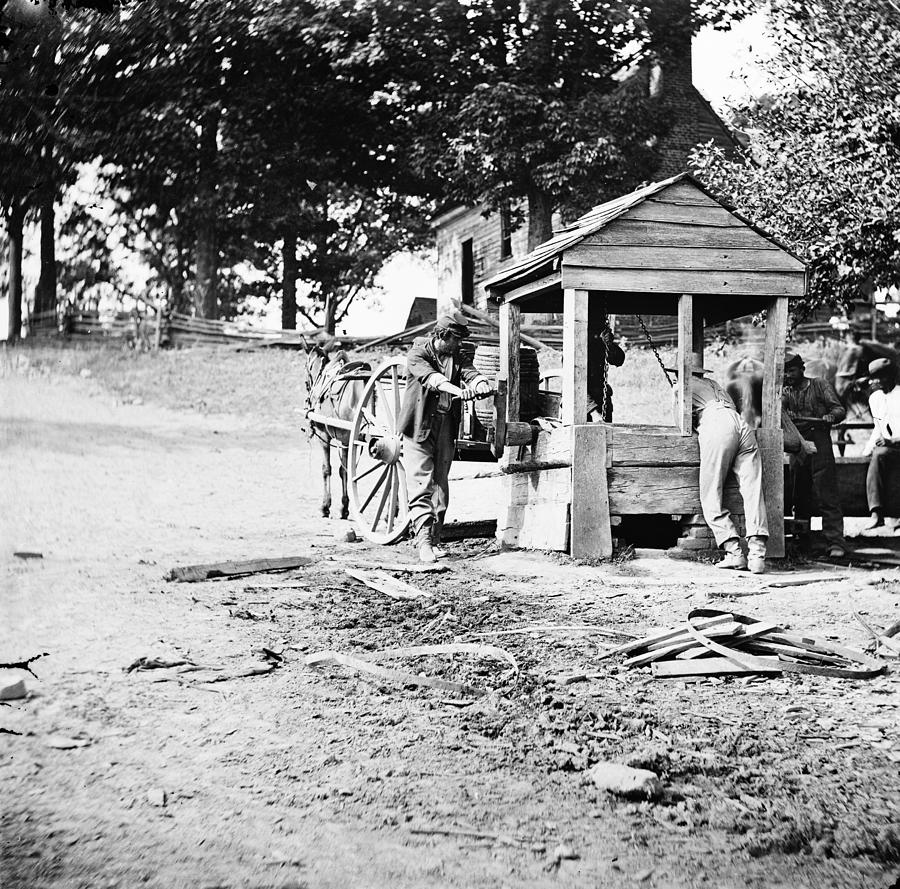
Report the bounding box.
[482,172,805,294]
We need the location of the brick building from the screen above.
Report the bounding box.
[433,38,736,315]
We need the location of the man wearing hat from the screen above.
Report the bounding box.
[673,359,769,573]
[862,357,900,529]
[782,352,847,557]
[398,308,493,562]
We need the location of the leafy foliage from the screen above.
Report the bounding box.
[692,0,900,319]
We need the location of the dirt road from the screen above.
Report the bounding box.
[2,361,899,889]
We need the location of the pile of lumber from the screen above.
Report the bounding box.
[603,609,885,679]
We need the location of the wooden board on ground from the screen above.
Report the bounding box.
[652,655,782,677]
[345,568,432,600]
[165,555,317,583]
[441,520,497,541]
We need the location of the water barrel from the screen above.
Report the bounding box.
[461,343,540,432]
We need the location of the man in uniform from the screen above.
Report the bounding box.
[398,309,493,562]
[862,357,900,530]
[679,361,769,574]
[782,352,847,558]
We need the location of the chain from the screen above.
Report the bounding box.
[637,314,676,388]
[600,302,611,422]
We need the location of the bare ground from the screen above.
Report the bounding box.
[1,347,899,889]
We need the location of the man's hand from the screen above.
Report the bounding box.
[474,379,493,396]
[460,386,480,402]
[600,327,614,347]
[876,436,887,447]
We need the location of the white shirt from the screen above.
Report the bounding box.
[864,386,900,455]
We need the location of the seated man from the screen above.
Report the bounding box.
[782,352,847,558]
[863,358,900,530]
[674,360,769,573]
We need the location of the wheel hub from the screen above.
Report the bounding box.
[368,434,402,465]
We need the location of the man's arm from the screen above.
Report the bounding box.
[406,343,466,397]
[458,350,492,395]
[816,379,846,425]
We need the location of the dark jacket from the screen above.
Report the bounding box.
[586,332,626,417]
[399,336,485,442]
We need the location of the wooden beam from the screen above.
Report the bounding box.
[560,266,805,297]
[762,296,788,430]
[562,289,589,426]
[499,302,521,424]
[760,295,788,559]
[503,271,561,305]
[678,294,693,436]
[571,425,613,559]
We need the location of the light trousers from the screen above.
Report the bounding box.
[698,405,769,546]
[403,413,456,537]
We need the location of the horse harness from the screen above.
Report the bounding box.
[304,353,371,449]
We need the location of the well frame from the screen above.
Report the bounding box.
[483,174,807,560]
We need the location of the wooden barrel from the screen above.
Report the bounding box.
[461,343,540,432]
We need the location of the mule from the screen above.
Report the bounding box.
[302,346,370,519]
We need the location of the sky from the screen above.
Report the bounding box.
[2,11,772,341]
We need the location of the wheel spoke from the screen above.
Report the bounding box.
[386,465,398,533]
[361,404,384,433]
[392,365,401,422]
[360,465,390,512]
[352,460,383,484]
[377,379,395,428]
[371,467,392,531]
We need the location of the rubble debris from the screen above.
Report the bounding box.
[305,650,475,696]
[616,609,886,679]
[588,762,663,799]
[147,788,167,807]
[347,560,449,574]
[164,555,316,583]
[13,551,43,560]
[0,679,27,701]
[334,526,358,543]
[345,568,432,600]
[0,653,48,677]
[854,612,900,658]
[545,843,580,870]
[44,735,91,750]
[376,643,518,673]
[410,825,530,847]
[480,624,636,641]
[126,656,194,673]
[760,572,850,589]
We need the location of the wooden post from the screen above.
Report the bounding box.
[759,295,789,558]
[692,309,705,371]
[562,289,588,426]
[499,301,521,424]
[677,294,693,435]
[762,296,787,431]
[571,424,613,559]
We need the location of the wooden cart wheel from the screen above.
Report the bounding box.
[348,357,411,544]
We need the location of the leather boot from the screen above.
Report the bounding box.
[863,511,884,531]
[417,525,436,563]
[431,520,447,559]
[716,537,747,571]
[747,536,767,574]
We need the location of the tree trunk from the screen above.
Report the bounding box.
[34,186,56,317]
[281,228,298,330]
[323,291,336,336]
[7,202,25,344]
[195,107,220,319]
[526,186,553,251]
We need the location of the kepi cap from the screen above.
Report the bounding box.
[435,308,470,339]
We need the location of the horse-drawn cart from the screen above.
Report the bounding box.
[304,356,503,544]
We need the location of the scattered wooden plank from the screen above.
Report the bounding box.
[761,572,849,589]
[346,560,449,574]
[652,656,781,678]
[304,650,475,696]
[626,623,744,666]
[440,519,497,541]
[478,624,635,640]
[165,555,316,583]
[345,568,432,600]
[598,614,734,659]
